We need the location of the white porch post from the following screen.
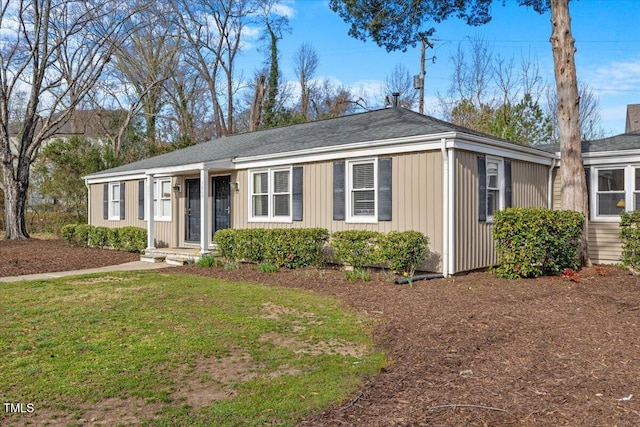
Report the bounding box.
[146,173,155,251]
[200,168,210,254]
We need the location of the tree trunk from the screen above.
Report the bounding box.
[550,0,589,264]
[2,164,30,239]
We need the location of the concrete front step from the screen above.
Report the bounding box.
[140,254,166,263]
[141,248,218,265]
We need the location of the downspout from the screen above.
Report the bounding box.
[447,147,456,276]
[547,158,557,209]
[441,141,448,277]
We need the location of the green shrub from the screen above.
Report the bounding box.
[196,253,218,268]
[213,229,236,261]
[492,208,584,279]
[107,228,122,250]
[60,223,79,246]
[214,228,329,268]
[379,231,430,277]
[233,229,268,263]
[331,230,382,270]
[118,227,147,252]
[264,228,329,269]
[88,226,110,248]
[620,211,640,270]
[73,224,93,248]
[259,263,279,273]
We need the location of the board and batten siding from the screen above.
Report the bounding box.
[89,180,176,248]
[233,151,444,271]
[551,167,623,265]
[454,150,549,273]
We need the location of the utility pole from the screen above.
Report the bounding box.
[414,34,434,115]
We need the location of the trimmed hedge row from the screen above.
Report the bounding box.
[214,228,431,276]
[492,208,584,279]
[620,211,640,270]
[61,224,147,252]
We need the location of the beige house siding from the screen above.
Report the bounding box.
[233,152,444,271]
[551,167,622,265]
[454,151,549,273]
[89,179,176,248]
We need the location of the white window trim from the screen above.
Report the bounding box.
[248,166,293,223]
[108,182,121,221]
[154,178,172,222]
[485,156,505,224]
[346,158,378,224]
[591,164,637,222]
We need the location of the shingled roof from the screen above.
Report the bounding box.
[87,107,524,178]
[538,130,640,154]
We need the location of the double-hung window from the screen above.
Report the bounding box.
[153,178,172,221]
[109,182,121,220]
[596,168,626,216]
[591,165,640,221]
[249,167,292,222]
[347,159,377,222]
[486,158,501,220]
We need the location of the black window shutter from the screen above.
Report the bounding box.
[119,182,126,220]
[584,167,591,209]
[292,166,303,221]
[103,183,108,220]
[504,160,512,208]
[333,161,345,221]
[478,156,487,222]
[138,180,145,220]
[378,157,392,221]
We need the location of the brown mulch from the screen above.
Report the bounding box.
[3,239,640,425]
[0,238,139,277]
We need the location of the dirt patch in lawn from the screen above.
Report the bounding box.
[3,239,640,425]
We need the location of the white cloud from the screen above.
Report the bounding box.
[271,1,296,19]
[583,58,640,97]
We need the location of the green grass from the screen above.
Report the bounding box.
[0,272,386,426]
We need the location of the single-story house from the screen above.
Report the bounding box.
[83,107,640,275]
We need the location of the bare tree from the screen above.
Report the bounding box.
[0,0,139,239]
[381,63,417,109]
[293,43,319,120]
[547,82,606,142]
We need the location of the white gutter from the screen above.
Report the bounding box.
[441,140,449,278]
[548,158,557,209]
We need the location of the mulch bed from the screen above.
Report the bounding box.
[3,239,640,425]
[0,238,139,277]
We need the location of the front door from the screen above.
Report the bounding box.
[213,176,231,235]
[185,178,201,243]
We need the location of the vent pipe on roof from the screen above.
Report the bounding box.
[385,92,401,108]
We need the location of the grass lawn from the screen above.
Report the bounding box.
[0,272,386,426]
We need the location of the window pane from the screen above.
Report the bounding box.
[353,163,374,189]
[353,190,375,216]
[162,200,171,217]
[598,169,625,191]
[636,168,640,191]
[273,194,290,216]
[161,181,171,198]
[253,195,268,216]
[273,171,289,193]
[487,189,499,216]
[112,201,120,218]
[111,184,119,201]
[253,173,268,194]
[487,161,499,189]
[598,193,625,215]
[635,193,640,211]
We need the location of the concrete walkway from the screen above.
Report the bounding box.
[0,261,173,283]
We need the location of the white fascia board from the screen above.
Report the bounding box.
[85,173,147,185]
[144,162,205,176]
[583,151,640,166]
[204,158,234,170]
[447,138,556,165]
[233,134,450,169]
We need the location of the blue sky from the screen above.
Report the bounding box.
[240,0,640,136]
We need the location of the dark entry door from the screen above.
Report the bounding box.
[213,176,231,235]
[185,178,201,243]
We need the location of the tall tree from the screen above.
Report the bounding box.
[0,0,139,239]
[330,0,587,257]
[381,63,418,109]
[293,43,319,121]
